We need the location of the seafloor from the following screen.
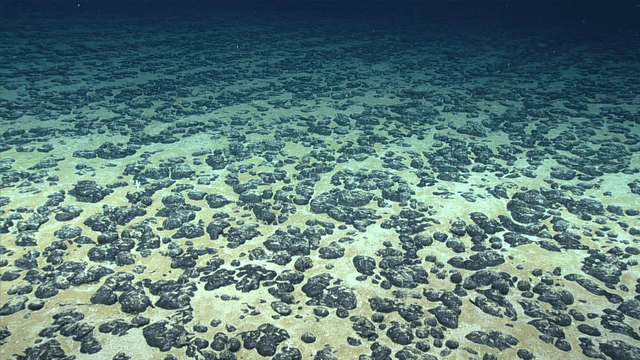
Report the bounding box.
[1,4,640,360]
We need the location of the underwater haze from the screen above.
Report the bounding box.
[1,1,640,359]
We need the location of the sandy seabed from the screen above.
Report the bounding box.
[1,7,640,360]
